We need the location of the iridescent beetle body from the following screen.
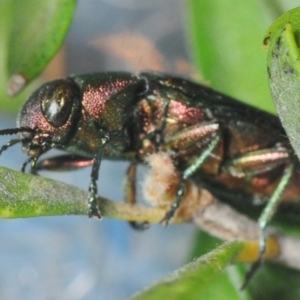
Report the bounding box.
[1,72,300,281]
[3,72,300,220]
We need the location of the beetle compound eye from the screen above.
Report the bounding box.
[41,79,80,128]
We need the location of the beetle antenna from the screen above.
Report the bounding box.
[0,138,22,156]
[0,127,36,156]
[0,127,35,136]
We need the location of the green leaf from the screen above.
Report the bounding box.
[0,0,28,112]
[130,241,244,300]
[6,0,76,95]
[249,264,300,300]
[186,0,274,113]
[264,6,300,161]
[0,166,170,222]
[0,166,90,218]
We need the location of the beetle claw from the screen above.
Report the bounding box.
[129,221,149,230]
[160,210,174,227]
[88,203,102,219]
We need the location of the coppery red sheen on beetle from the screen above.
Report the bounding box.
[1,72,299,220]
[0,72,299,284]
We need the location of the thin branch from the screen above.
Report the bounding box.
[0,166,166,221]
[1,165,300,271]
[142,152,300,270]
[191,192,300,269]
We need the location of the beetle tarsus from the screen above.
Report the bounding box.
[160,186,184,226]
[88,198,102,219]
[129,221,149,230]
[88,180,102,219]
[241,229,266,289]
[242,163,294,288]
[241,228,266,289]
[241,257,263,290]
[88,203,102,219]
[160,211,174,227]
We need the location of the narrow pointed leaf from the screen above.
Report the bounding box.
[7,0,76,95]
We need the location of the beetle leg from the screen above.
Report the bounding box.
[36,155,93,172]
[124,162,137,206]
[161,121,220,152]
[30,156,39,174]
[224,147,290,178]
[242,163,294,288]
[88,134,109,219]
[161,132,221,226]
[88,148,104,219]
[21,156,34,172]
[124,163,149,230]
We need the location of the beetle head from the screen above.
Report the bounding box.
[0,78,81,158]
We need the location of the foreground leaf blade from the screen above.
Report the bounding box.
[186,0,273,112]
[131,241,243,300]
[264,6,300,161]
[7,0,76,95]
